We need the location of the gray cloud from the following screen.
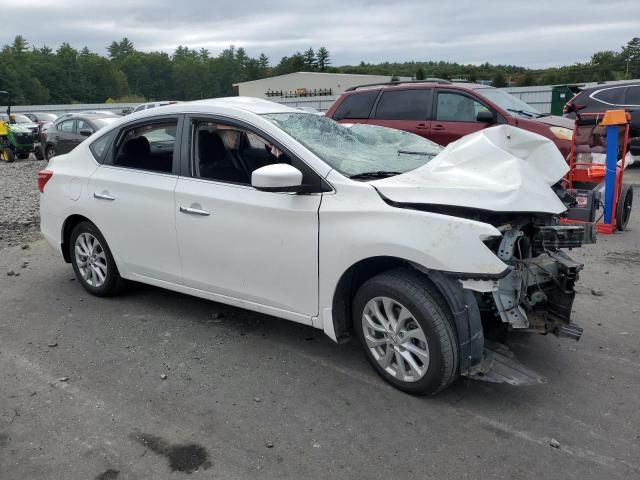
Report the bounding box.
[3,0,639,67]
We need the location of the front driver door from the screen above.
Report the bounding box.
[55,119,77,154]
[431,90,494,145]
[174,116,323,321]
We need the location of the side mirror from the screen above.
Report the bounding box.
[79,129,93,137]
[252,164,303,192]
[476,110,495,123]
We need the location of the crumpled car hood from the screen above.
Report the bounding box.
[372,125,569,214]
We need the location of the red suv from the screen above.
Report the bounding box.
[326,80,575,157]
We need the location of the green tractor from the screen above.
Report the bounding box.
[0,90,37,163]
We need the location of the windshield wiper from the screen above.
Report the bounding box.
[349,171,402,180]
[397,150,432,156]
[507,108,543,118]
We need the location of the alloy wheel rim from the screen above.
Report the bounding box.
[362,296,430,382]
[75,232,108,288]
[46,147,55,159]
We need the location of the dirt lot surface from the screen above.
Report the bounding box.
[0,161,639,479]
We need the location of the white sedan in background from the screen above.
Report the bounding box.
[39,97,588,394]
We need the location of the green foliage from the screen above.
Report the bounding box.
[2,35,639,106]
[491,71,507,87]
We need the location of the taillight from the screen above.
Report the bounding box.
[37,170,53,193]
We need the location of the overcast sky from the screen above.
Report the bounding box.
[4,0,639,68]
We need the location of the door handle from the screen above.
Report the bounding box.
[416,123,429,130]
[432,124,445,131]
[93,192,116,201]
[179,206,210,216]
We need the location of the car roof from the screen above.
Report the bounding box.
[58,113,119,121]
[343,81,491,95]
[579,81,640,93]
[131,97,300,117]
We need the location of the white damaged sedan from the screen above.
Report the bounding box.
[39,98,590,394]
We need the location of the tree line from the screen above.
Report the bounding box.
[1,35,639,106]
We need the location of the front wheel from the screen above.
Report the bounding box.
[1,147,15,163]
[34,147,44,160]
[353,269,459,395]
[69,222,123,296]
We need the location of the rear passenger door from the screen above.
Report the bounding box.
[368,89,432,137]
[87,115,184,283]
[431,90,493,145]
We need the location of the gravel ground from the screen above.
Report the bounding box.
[0,157,45,249]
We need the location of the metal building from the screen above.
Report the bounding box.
[233,72,411,100]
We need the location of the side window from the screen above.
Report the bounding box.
[89,130,116,163]
[147,104,156,110]
[191,120,328,192]
[133,105,145,112]
[193,121,283,184]
[436,92,489,122]
[624,86,640,105]
[77,120,94,134]
[373,89,431,120]
[593,87,626,105]
[59,120,76,133]
[332,91,378,120]
[113,120,177,173]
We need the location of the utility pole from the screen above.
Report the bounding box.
[626,60,630,79]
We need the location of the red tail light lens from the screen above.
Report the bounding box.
[37,169,53,193]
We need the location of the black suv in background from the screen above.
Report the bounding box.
[564,82,640,155]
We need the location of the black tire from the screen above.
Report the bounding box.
[616,184,633,231]
[45,144,56,161]
[69,221,124,297]
[17,152,29,160]
[353,269,459,395]
[34,147,44,160]
[1,147,15,163]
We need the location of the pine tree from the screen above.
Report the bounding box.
[316,47,330,71]
[491,71,507,87]
[303,48,316,69]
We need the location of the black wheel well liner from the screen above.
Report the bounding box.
[331,256,483,372]
[61,214,92,263]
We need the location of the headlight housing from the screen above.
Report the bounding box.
[549,126,574,141]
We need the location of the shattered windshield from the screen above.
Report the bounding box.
[263,113,442,178]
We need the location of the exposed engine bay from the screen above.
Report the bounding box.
[478,217,589,341]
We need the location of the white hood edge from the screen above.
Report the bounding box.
[372,125,569,215]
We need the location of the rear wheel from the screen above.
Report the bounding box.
[1,148,15,163]
[45,144,56,161]
[353,269,459,395]
[616,184,633,231]
[69,222,123,296]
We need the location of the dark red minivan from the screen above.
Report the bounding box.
[326,80,575,157]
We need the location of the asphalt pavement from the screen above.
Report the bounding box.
[0,169,639,480]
